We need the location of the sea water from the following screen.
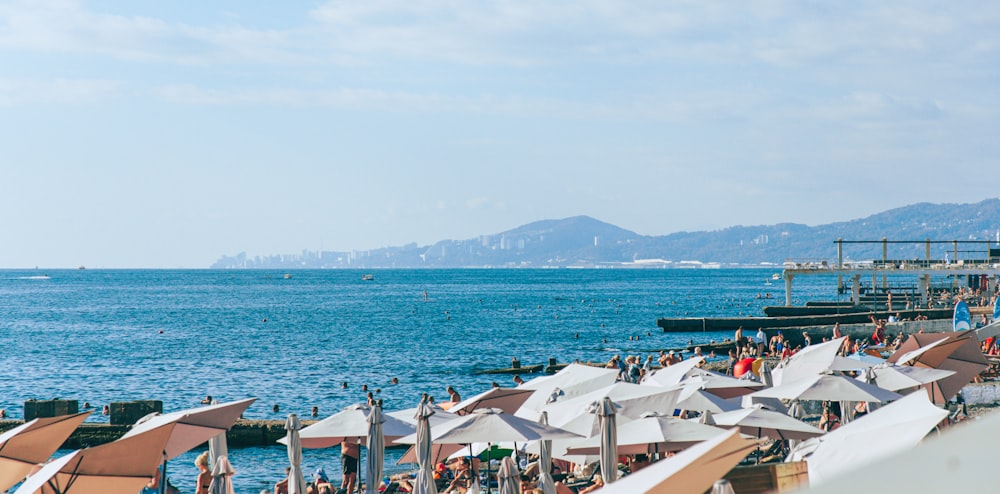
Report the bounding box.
[0,268,835,492]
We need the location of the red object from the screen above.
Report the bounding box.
[733,358,756,378]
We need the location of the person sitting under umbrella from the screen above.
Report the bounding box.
[444,458,475,494]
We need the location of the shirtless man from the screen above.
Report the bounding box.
[341,441,360,493]
[274,467,290,494]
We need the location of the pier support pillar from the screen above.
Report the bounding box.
[920,274,930,307]
[852,275,862,306]
[784,274,794,307]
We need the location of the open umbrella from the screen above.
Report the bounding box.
[593,429,756,494]
[365,404,385,494]
[703,405,823,442]
[0,411,90,491]
[289,404,416,449]
[786,391,948,486]
[449,388,535,416]
[858,364,956,392]
[536,412,556,494]
[387,404,458,427]
[14,422,174,494]
[395,408,582,446]
[538,382,680,437]
[411,399,438,494]
[887,330,988,404]
[594,397,618,484]
[497,456,519,494]
[565,411,729,456]
[674,386,740,414]
[639,357,706,387]
[515,364,620,421]
[748,373,902,403]
[770,337,846,386]
[283,414,307,494]
[121,398,255,494]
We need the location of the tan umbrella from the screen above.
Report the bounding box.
[121,398,256,460]
[703,405,823,442]
[289,404,415,449]
[0,411,90,491]
[449,388,535,416]
[593,429,755,494]
[887,330,988,404]
[858,364,956,392]
[13,422,174,494]
[565,411,730,456]
[748,373,902,403]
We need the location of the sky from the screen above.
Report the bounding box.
[1,1,999,268]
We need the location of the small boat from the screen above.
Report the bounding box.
[283,274,293,279]
[772,273,781,280]
[361,274,374,281]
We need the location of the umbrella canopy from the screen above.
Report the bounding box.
[749,373,902,403]
[771,337,846,386]
[365,404,386,494]
[674,386,740,414]
[704,405,823,441]
[284,414,308,494]
[395,408,582,445]
[887,330,989,404]
[593,429,756,494]
[497,456,520,494]
[858,364,957,392]
[539,382,680,437]
[639,357,706,387]
[290,403,416,449]
[387,404,459,427]
[595,397,618,484]
[449,387,535,416]
[515,364,620,420]
[787,391,948,486]
[208,457,235,494]
[410,401,437,494]
[122,398,256,460]
[566,411,729,456]
[0,411,91,491]
[536,412,556,494]
[14,423,174,494]
[666,371,764,399]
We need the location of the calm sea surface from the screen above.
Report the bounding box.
[0,268,835,492]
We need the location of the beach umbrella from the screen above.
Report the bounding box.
[770,337,846,386]
[539,382,681,437]
[536,412,556,494]
[0,411,90,492]
[858,364,956,392]
[208,456,235,494]
[639,357,706,387]
[786,391,948,486]
[365,404,386,494]
[565,411,730,456]
[395,408,582,446]
[516,364,620,421]
[887,330,988,404]
[387,404,459,427]
[671,371,764,399]
[283,414,307,494]
[497,456,519,494]
[594,397,618,484]
[449,387,535,416]
[749,373,902,403]
[13,422,174,494]
[410,399,438,494]
[289,403,416,449]
[736,395,788,414]
[122,398,255,494]
[704,405,823,442]
[593,429,756,494]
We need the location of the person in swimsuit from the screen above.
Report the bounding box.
[195,452,212,494]
[342,441,360,493]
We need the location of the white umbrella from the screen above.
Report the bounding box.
[536,412,556,494]
[14,422,174,494]
[639,357,706,387]
[387,404,458,427]
[566,411,730,456]
[208,456,235,494]
[749,373,902,403]
[674,386,740,414]
[289,403,416,449]
[787,391,948,486]
[593,429,756,494]
[515,364,620,420]
[284,414,307,494]
[395,408,583,446]
[411,399,438,494]
[0,411,91,492]
[860,364,958,392]
[497,456,520,494]
[539,382,680,437]
[771,337,846,386]
[365,404,386,494]
[704,405,823,442]
[595,397,618,484]
[665,371,764,399]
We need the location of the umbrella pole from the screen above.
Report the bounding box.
[160,456,168,494]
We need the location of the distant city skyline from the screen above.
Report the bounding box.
[2,1,999,268]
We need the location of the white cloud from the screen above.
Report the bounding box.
[0,77,122,105]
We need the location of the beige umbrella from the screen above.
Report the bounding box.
[857,364,956,392]
[565,411,730,456]
[121,398,256,460]
[748,373,902,403]
[288,403,415,449]
[0,411,91,491]
[449,388,535,416]
[887,330,988,404]
[13,422,174,494]
[593,429,755,494]
[703,405,823,442]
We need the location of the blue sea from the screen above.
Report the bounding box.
[0,268,835,493]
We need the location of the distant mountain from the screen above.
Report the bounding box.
[211,198,1000,269]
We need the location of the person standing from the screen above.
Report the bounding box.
[755,328,767,356]
[342,441,360,493]
[194,452,212,494]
